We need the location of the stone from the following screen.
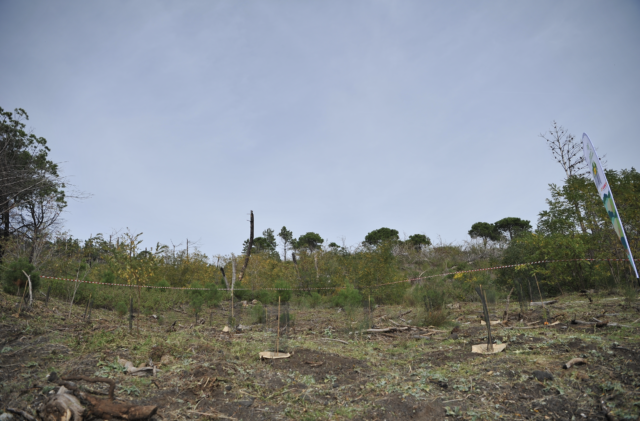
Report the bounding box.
[532,370,554,381]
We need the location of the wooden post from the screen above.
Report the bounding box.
[533,274,547,322]
[87,298,93,321]
[503,287,514,322]
[83,293,92,320]
[45,283,51,306]
[277,296,281,353]
[129,296,133,332]
[17,284,28,318]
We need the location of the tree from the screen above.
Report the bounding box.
[278,226,293,261]
[0,107,66,263]
[468,222,500,247]
[494,217,532,240]
[539,121,586,180]
[2,257,40,295]
[243,228,278,257]
[540,121,592,234]
[364,227,399,246]
[294,232,324,252]
[407,234,431,250]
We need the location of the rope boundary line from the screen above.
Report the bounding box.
[40,258,639,292]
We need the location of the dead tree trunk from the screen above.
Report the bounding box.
[238,210,254,282]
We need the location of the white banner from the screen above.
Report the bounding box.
[583,133,639,278]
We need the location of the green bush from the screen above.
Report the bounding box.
[156,279,170,292]
[331,284,362,309]
[101,270,116,284]
[256,289,275,305]
[250,303,266,324]
[115,301,128,317]
[2,258,40,295]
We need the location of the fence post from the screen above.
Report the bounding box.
[129,296,133,332]
[88,298,93,322]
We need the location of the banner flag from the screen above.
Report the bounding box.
[582,133,639,278]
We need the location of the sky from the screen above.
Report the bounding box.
[1,1,639,259]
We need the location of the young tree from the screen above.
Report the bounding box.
[468,222,500,247]
[278,226,293,261]
[364,227,399,246]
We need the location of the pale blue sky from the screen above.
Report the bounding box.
[1,1,639,257]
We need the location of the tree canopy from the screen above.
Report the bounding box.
[468,222,500,247]
[494,217,532,240]
[407,234,431,250]
[364,227,399,246]
[294,232,324,252]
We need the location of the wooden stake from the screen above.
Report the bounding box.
[45,283,51,306]
[129,296,133,332]
[504,287,514,322]
[533,274,547,321]
[17,284,28,318]
[83,293,92,320]
[277,296,281,353]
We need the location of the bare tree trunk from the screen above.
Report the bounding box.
[238,210,254,282]
[314,254,319,281]
[22,270,33,309]
[220,267,229,290]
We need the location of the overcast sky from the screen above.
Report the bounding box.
[1,1,639,258]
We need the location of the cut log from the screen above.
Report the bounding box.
[39,373,158,421]
[563,357,587,369]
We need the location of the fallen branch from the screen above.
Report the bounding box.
[563,358,587,369]
[365,327,409,333]
[189,410,238,420]
[571,320,608,327]
[6,407,37,421]
[320,338,349,345]
[530,300,557,307]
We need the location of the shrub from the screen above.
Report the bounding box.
[2,258,40,295]
[115,301,128,317]
[274,280,292,303]
[101,270,116,284]
[331,284,362,309]
[256,290,275,305]
[156,279,170,292]
[250,303,266,324]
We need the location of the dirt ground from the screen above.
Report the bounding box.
[1,291,640,420]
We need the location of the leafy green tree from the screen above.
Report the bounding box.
[294,232,324,252]
[364,227,399,246]
[494,217,532,240]
[468,222,500,247]
[243,228,278,258]
[407,234,431,250]
[0,107,66,263]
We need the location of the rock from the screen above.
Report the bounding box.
[532,371,554,382]
[237,399,254,407]
[225,385,232,391]
[0,413,15,420]
[449,333,459,340]
[251,299,258,305]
